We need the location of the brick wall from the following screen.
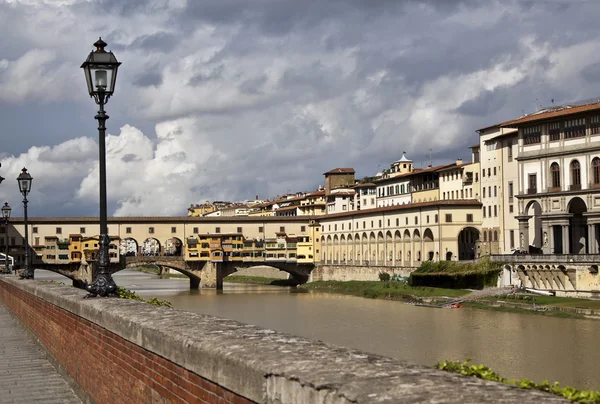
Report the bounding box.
[0,282,253,404]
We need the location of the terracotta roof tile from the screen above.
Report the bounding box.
[323,168,355,175]
[500,101,600,127]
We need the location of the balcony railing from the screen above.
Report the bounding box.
[546,187,561,193]
[570,184,582,191]
[527,188,537,195]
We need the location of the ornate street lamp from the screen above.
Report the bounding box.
[17,168,33,279]
[81,38,121,297]
[1,202,10,274]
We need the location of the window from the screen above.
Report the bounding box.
[445,214,452,223]
[171,227,177,233]
[467,214,473,223]
[396,218,399,226]
[494,186,497,197]
[414,217,418,225]
[493,167,497,176]
[237,227,242,233]
[508,182,514,200]
[334,224,337,231]
[565,118,586,139]
[149,227,155,234]
[523,125,541,144]
[593,157,600,186]
[494,205,497,217]
[215,227,221,233]
[487,168,491,177]
[387,219,390,226]
[510,230,515,248]
[483,188,486,198]
[427,215,430,224]
[193,227,199,234]
[494,231,498,242]
[484,232,487,242]
[280,226,285,233]
[549,122,561,141]
[528,174,537,194]
[259,226,264,233]
[507,140,513,160]
[126,227,132,234]
[483,207,486,217]
[35,237,39,245]
[32,227,38,234]
[56,227,62,234]
[509,205,514,213]
[405,218,408,225]
[301,226,306,232]
[475,173,478,182]
[363,221,366,229]
[571,160,581,188]
[435,214,438,223]
[379,220,382,227]
[371,221,374,228]
[488,206,491,217]
[80,227,86,234]
[592,116,600,135]
[482,170,485,178]
[551,163,561,189]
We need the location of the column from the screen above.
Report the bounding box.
[562,225,569,254]
[548,225,555,254]
[588,224,597,254]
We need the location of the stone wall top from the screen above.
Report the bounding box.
[2,278,567,403]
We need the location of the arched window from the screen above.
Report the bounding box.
[551,163,560,189]
[571,160,581,187]
[593,158,600,186]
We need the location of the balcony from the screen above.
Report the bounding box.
[546,187,561,193]
[527,188,537,195]
[570,184,582,191]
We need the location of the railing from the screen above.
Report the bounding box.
[490,254,600,263]
[527,188,537,195]
[570,184,582,191]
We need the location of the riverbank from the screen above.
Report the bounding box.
[299,280,470,301]
[223,275,297,287]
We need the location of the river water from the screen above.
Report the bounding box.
[36,269,599,390]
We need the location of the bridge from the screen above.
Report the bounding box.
[489,254,600,296]
[27,255,315,290]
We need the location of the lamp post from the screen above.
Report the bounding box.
[17,168,33,279]
[81,38,121,297]
[1,202,10,274]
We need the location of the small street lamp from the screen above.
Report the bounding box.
[81,38,121,297]
[17,168,33,279]
[1,202,10,274]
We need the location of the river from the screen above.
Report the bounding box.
[36,269,599,391]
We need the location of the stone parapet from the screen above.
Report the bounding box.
[0,278,566,403]
[311,264,415,282]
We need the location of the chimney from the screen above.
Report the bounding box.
[456,159,463,165]
[256,194,259,200]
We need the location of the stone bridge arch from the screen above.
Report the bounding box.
[164,237,183,256]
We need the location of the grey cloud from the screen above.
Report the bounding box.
[188,65,225,86]
[456,90,508,117]
[121,154,141,163]
[133,71,163,87]
[130,32,179,52]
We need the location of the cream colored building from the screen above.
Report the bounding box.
[319,200,482,265]
[375,154,413,207]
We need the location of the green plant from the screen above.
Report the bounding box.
[379,272,391,282]
[436,360,600,403]
[116,287,173,308]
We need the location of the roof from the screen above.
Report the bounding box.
[352,182,376,188]
[323,168,355,175]
[395,154,412,163]
[306,190,326,197]
[500,101,600,127]
[436,163,470,172]
[329,188,355,195]
[374,163,455,184]
[468,144,480,149]
[275,206,299,212]
[321,199,481,220]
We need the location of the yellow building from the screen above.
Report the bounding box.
[69,234,83,263]
[298,190,327,216]
[187,202,217,217]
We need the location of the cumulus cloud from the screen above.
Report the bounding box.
[2,0,600,216]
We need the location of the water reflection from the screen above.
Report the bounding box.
[35,269,600,390]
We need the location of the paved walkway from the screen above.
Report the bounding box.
[0,302,81,404]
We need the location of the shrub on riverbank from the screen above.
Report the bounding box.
[436,360,600,403]
[117,287,173,308]
[410,257,502,289]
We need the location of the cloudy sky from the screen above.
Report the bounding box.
[0,0,598,217]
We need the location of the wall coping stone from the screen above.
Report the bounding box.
[1,278,568,403]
